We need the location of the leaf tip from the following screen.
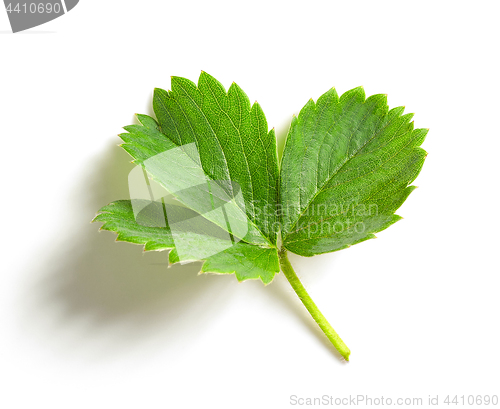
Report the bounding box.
[261,275,276,286]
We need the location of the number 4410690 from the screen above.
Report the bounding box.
[5,3,62,14]
[444,395,499,406]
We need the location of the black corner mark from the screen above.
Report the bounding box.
[3,0,79,33]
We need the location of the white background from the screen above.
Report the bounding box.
[1,1,499,408]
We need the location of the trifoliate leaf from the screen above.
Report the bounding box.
[94,75,428,360]
[279,87,427,256]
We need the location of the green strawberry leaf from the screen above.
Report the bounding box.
[279,87,427,257]
[94,72,280,284]
[93,75,428,360]
[152,72,279,245]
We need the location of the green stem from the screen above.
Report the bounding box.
[278,249,351,361]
